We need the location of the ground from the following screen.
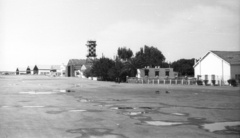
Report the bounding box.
[0,75,239,138]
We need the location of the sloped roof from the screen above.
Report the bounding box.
[36,65,52,70]
[194,51,240,67]
[67,59,86,66]
[51,65,61,70]
[211,51,240,64]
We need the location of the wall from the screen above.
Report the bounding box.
[231,64,240,79]
[137,68,177,78]
[38,70,50,75]
[194,52,231,83]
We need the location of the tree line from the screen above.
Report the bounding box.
[84,45,194,82]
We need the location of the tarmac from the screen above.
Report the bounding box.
[0,75,240,138]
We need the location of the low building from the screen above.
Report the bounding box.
[193,51,240,84]
[36,65,51,75]
[51,64,66,76]
[137,66,178,79]
[18,67,27,75]
[65,59,92,77]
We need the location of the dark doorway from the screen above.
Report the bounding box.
[68,66,71,77]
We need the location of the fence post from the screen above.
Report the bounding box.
[158,79,159,84]
[170,79,171,84]
[182,79,184,85]
[175,79,177,84]
[188,80,190,85]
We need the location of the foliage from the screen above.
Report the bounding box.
[122,57,145,77]
[91,57,115,81]
[117,47,133,61]
[203,80,208,85]
[197,80,203,85]
[171,59,194,76]
[83,67,92,78]
[227,79,237,87]
[211,80,216,85]
[135,45,165,67]
[108,57,124,82]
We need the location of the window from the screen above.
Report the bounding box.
[236,74,240,82]
[155,71,159,77]
[145,69,149,77]
[165,71,169,76]
[205,75,208,80]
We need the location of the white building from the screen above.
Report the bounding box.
[137,66,178,79]
[193,51,240,84]
[51,64,66,76]
[37,65,51,75]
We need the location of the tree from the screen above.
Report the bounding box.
[135,45,165,67]
[117,47,133,61]
[171,58,194,76]
[122,57,145,77]
[108,57,124,82]
[83,67,93,78]
[91,57,115,81]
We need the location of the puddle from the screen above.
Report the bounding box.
[138,107,157,110]
[46,111,65,114]
[1,106,9,108]
[96,104,113,107]
[78,99,91,102]
[68,110,86,112]
[19,91,56,94]
[19,90,75,94]
[202,121,240,133]
[111,107,135,110]
[107,99,129,102]
[66,128,128,138]
[144,121,183,126]
[23,106,44,108]
[122,111,146,116]
[172,113,186,116]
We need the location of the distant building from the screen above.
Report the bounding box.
[137,66,178,79]
[51,64,66,76]
[193,51,240,84]
[36,65,52,75]
[65,59,92,77]
[17,67,27,75]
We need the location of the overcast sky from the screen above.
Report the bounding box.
[0,0,239,71]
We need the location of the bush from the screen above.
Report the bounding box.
[197,80,203,85]
[211,80,216,85]
[203,80,208,85]
[227,79,237,87]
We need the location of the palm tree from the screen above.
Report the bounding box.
[122,57,145,77]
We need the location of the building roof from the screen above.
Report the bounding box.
[211,51,240,64]
[36,65,52,70]
[67,59,86,66]
[194,51,240,67]
[51,65,61,70]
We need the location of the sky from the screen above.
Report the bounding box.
[0,0,239,71]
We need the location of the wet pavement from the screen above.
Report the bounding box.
[0,75,240,138]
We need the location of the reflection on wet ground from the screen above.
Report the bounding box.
[19,89,75,94]
[66,128,129,138]
[13,89,240,135]
[202,121,240,134]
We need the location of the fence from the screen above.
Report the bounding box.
[126,77,226,86]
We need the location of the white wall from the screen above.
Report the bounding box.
[137,68,177,78]
[194,52,231,83]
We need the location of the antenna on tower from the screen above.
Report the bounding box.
[86,40,97,64]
